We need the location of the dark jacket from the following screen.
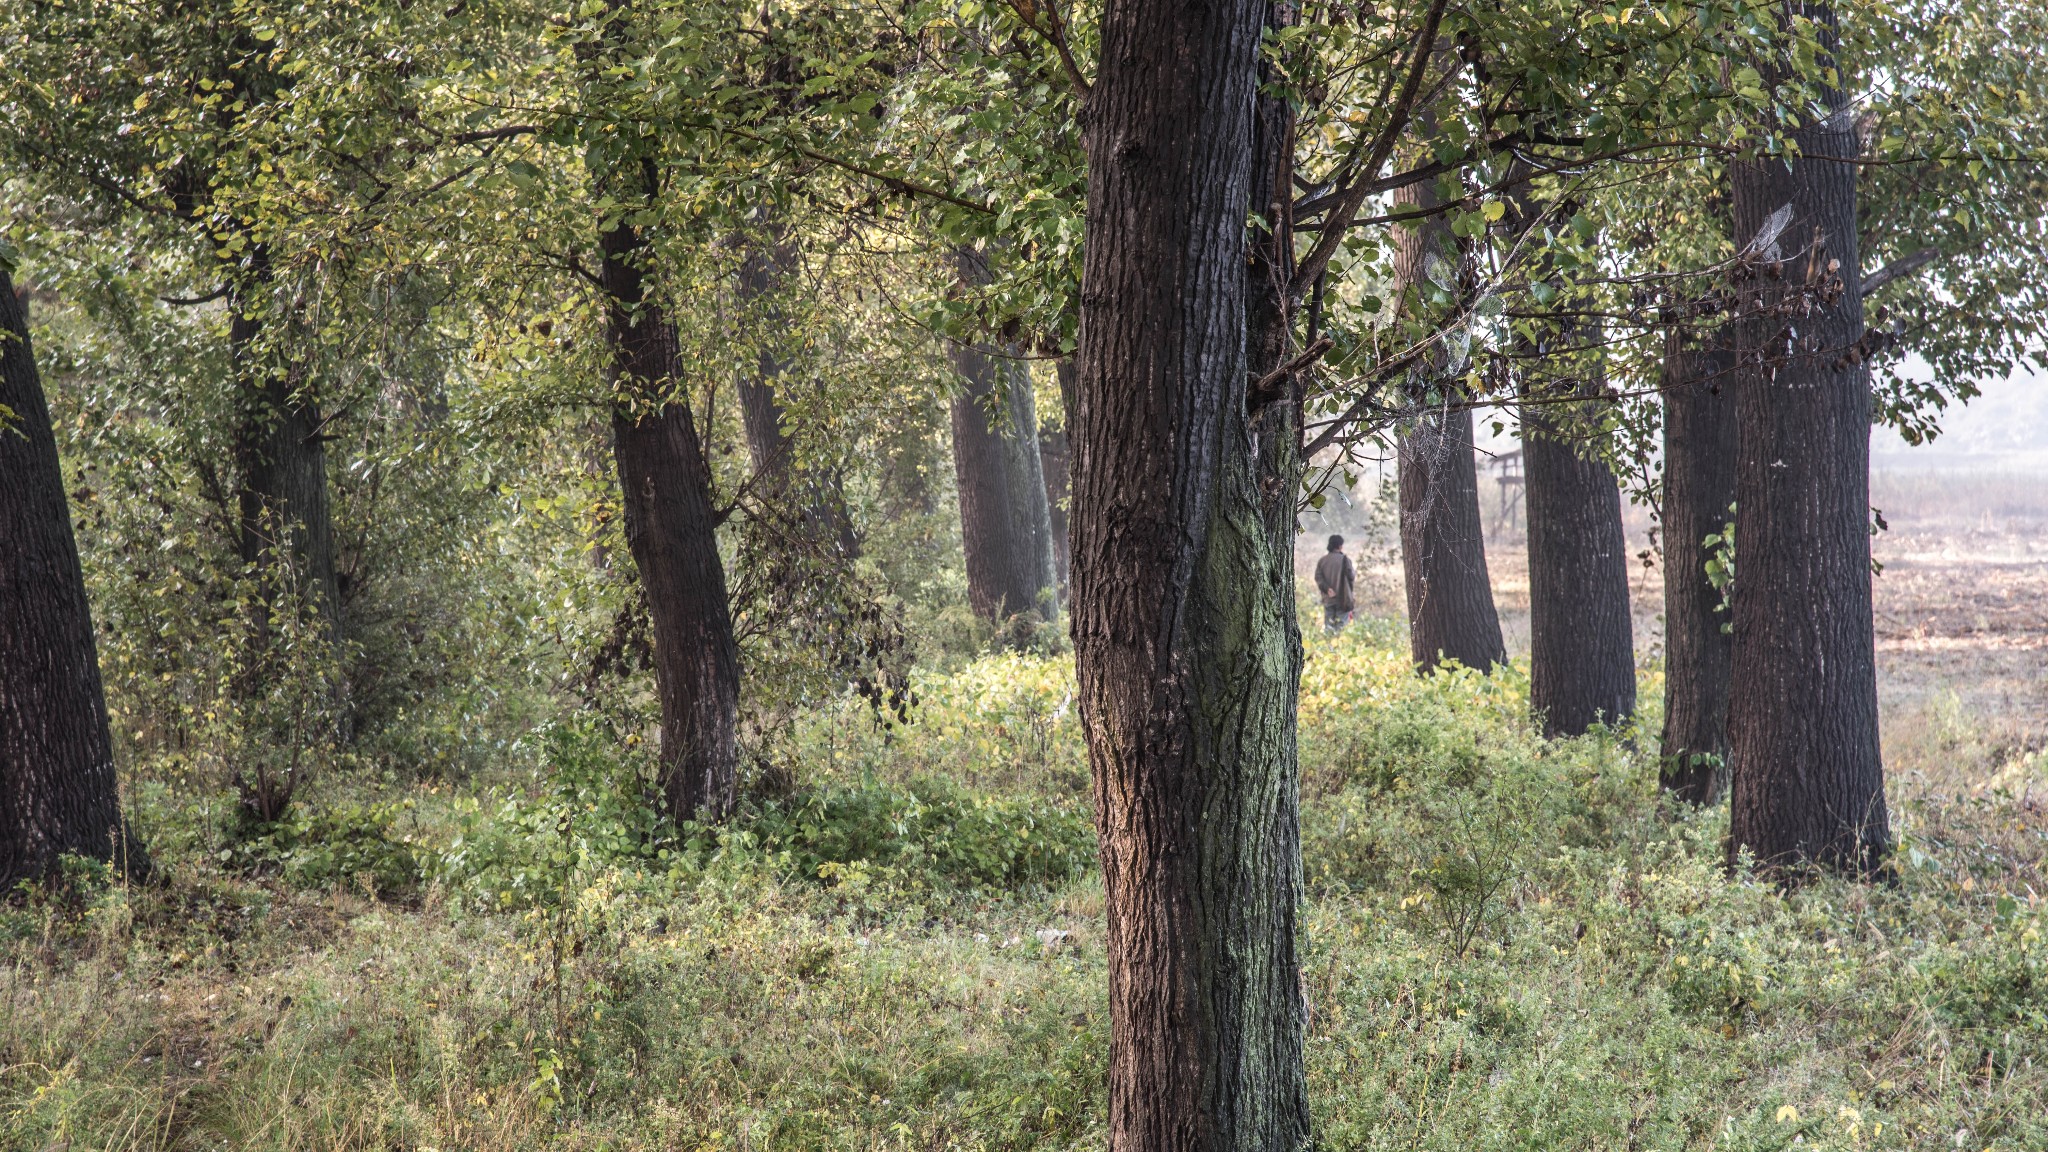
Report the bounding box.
[1315,550,1355,612]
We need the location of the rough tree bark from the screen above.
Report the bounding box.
[600,184,741,822]
[1497,169,1635,734]
[1,267,146,884]
[1393,175,1505,672]
[1726,2,1888,874]
[1659,326,1736,801]
[1072,0,1308,1145]
[1522,373,1637,737]
[947,252,1058,625]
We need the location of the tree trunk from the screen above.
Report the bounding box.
[1522,373,1636,738]
[1659,326,1736,801]
[1392,178,1505,672]
[946,274,1058,624]
[1397,410,1505,671]
[734,233,859,560]
[1726,3,1888,874]
[1041,357,1078,596]
[228,258,342,639]
[1,268,146,885]
[1072,0,1307,1145]
[1040,429,1071,596]
[601,216,741,822]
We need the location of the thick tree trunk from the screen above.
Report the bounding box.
[1392,179,1505,672]
[1073,0,1307,1146]
[734,234,859,560]
[1659,327,1736,801]
[946,293,1058,624]
[1,269,146,884]
[228,262,342,638]
[1726,3,1888,874]
[601,219,741,822]
[1522,375,1636,738]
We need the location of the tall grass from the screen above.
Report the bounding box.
[5,626,2044,1150]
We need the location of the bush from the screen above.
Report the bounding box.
[436,721,669,911]
[437,721,1096,912]
[742,779,1094,892]
[227,802,423,897]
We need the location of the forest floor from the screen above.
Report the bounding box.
[6,472,2046,1152]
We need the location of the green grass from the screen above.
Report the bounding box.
[4,623,2045,1150]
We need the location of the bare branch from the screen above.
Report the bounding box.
[1860,246,1940,295]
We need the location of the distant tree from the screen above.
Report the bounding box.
[1392,171,1506,674]
[735,227,860,562]
[0,261,146,885]
[1039,359,1075,595]
[946,249,1058,629]
[1659,322,1736,802]
[1725,3,1888,874]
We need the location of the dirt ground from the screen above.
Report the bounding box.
[1299,465,2048,775]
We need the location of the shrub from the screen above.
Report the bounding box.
[227,802,423,897]
[742,779,1094,892]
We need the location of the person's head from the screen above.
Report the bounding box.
[1327,534,1345,552]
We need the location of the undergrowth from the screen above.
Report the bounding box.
[4,628,2045,1151]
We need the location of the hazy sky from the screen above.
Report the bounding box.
[1471,362,2047,473]
[1872,364,2048,471]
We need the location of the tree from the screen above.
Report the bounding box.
[1725,3,1887,874]
[946,250,1058,628]
[735,228,861,562]
[1521,386,1636,737]
[1039,358,1074,595]
[1659,325,1736,801]
[0,261,145,885]
[1392,176,1506,674]
[1071,0,1307,1146]
[597,163,742,822]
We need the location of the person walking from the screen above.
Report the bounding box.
[1315,534,1357,635]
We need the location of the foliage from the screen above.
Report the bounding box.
[6,631,2047,1149]
[226,800,424,897]
[438,720,1091,914]
[742,779,1094,895]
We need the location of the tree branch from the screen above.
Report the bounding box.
[1002,0,1092,101]
[1288,0,1452,299]
[1860,246,1940,295]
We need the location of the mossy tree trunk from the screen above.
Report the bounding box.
[1072,0,1308,1145]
